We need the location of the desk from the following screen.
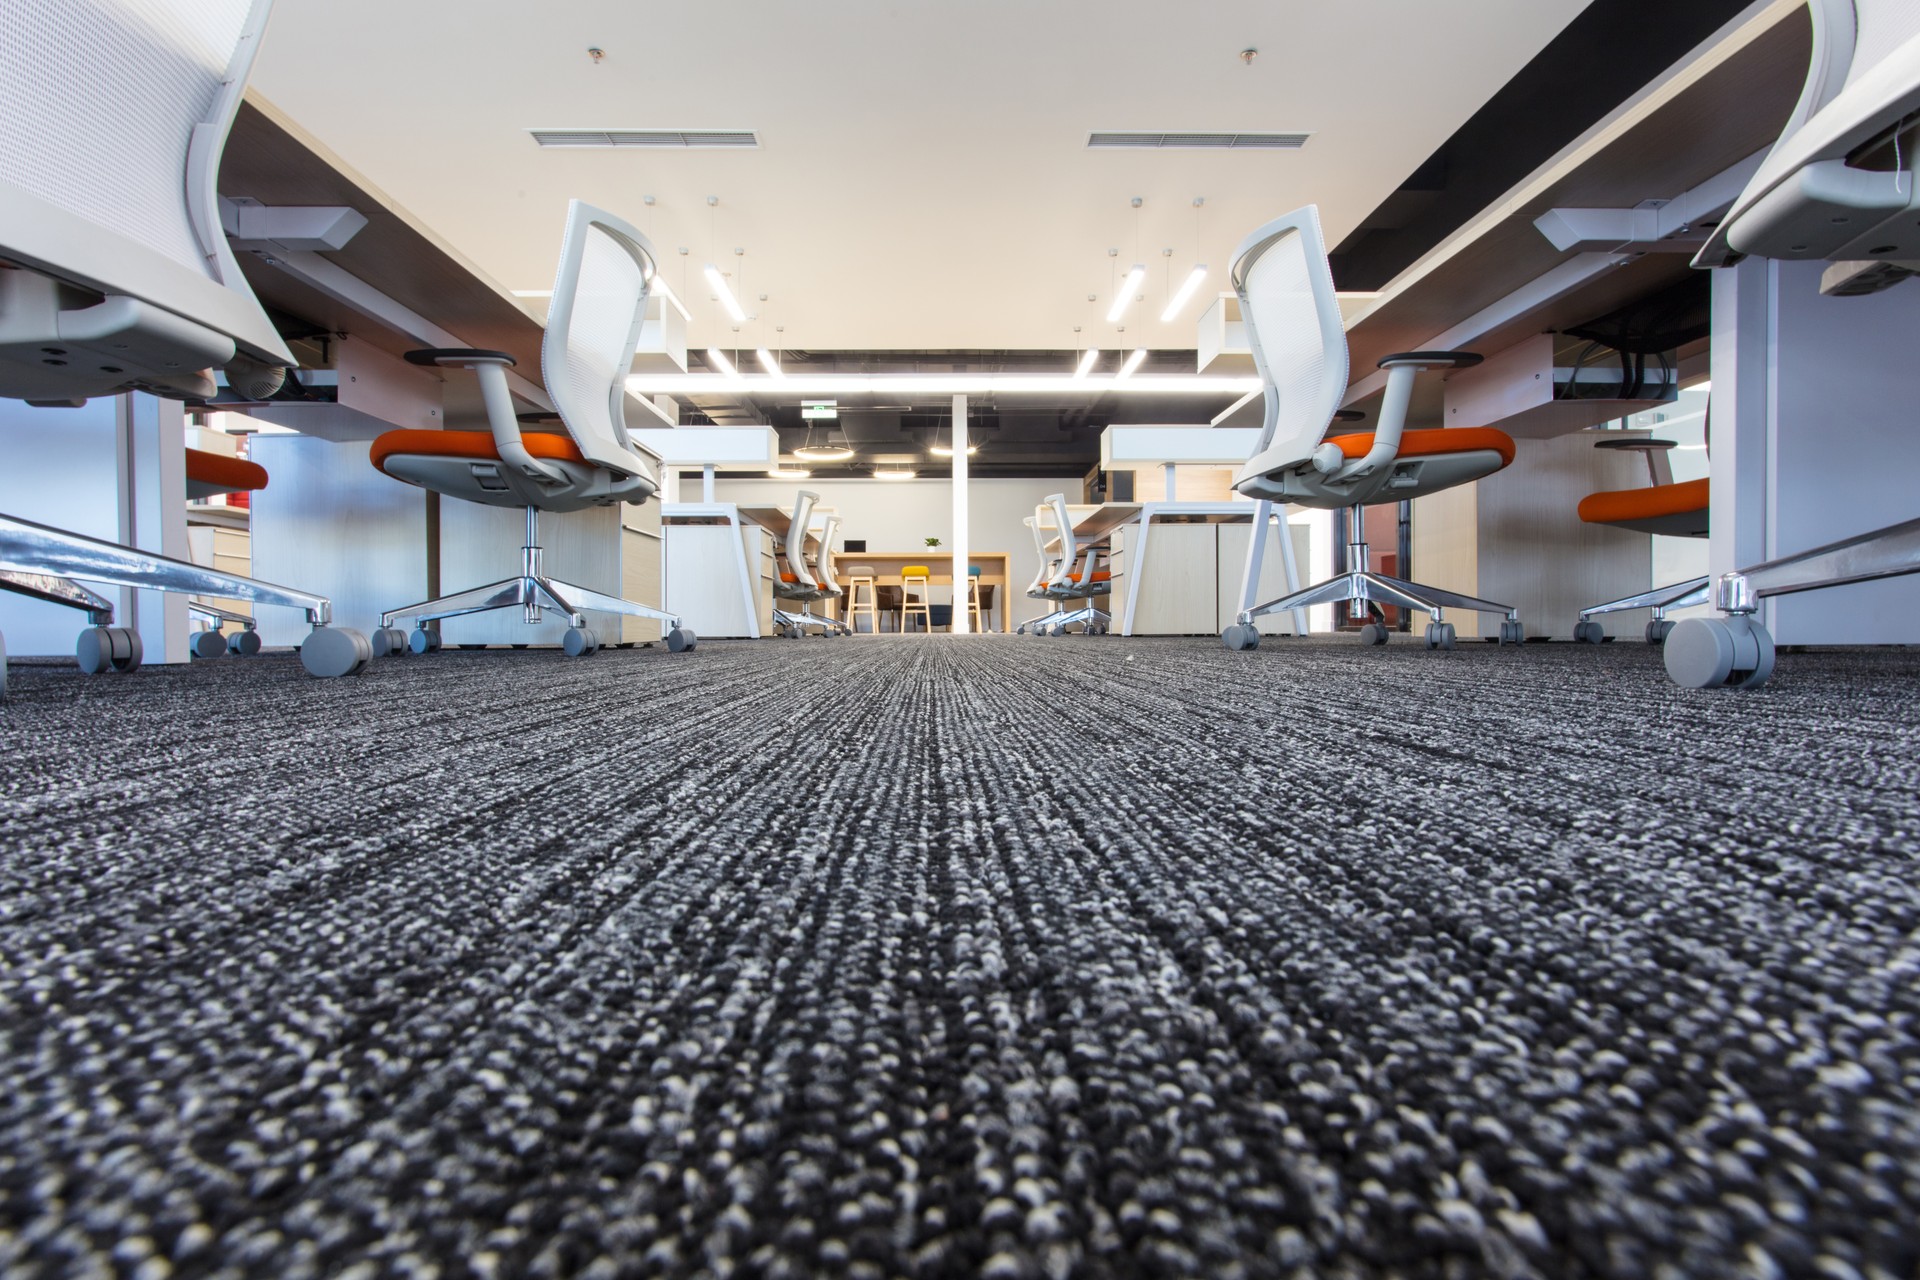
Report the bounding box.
[829,552,1013,631]
[222,99,675,646]
[1044,501,1308,636]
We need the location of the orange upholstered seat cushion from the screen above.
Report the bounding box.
[184,448,268,492]
[779,572,800,583]
[1578,477,1710,526]
[369,429,586,476]
[1065,569,1112,583]
[1326,426,1517,469]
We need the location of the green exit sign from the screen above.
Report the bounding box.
[801,401,837,420]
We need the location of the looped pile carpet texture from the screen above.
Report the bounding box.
[1,636,1916,1278]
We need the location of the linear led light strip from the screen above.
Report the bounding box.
[1160,265,1208,322]
[704,265,747,323]
[626,373,1260,395]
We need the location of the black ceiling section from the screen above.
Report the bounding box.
[1328,0,1759,292]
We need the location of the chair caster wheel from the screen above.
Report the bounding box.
[229,629,262,656]
[1646,619,1675,645]
[1424,622,1456,651]
[1221,623,1259,651]
[1498,619,1525,646]
[191,629,229,660]
[371,626,411,657]
[408,628,442,654]
[666,626,697,653]
[1358,623,1390,646]
[563,626,601,656]
[1573,620,1605,645]
[1665,615,1776,689]
[77,626,143,674]
[300,627,371,678]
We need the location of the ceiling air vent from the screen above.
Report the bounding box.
[529,129,759,149]
[1087,131,1309,150]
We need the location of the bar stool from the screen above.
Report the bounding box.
[966,564,986,632]
[844,563,880,633]
[899,565,932,633]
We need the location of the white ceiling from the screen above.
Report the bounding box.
[249,0,1590,356]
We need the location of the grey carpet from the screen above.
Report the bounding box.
[1,635,1917,1280]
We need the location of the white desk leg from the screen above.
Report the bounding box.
[1239,500,1270,621]
[1122,509,1150,636]
[1276,504,1306,635]
[728,508,761,639]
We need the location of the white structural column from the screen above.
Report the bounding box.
[120,393,190,664]
[1709,257,1920,642]
[951,393,969,633]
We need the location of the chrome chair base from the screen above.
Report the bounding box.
[379,505,692,655]
[1034,604,1111,636]
[1236,569,1521,649]
[0,510,369,679]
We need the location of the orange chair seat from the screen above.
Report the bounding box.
[1327,426,1516,468]
[1578,477,1710,526]
[370,429,585,477]
[1065,569,1112,583]
[779,571,800,583]
[184,448,267,492]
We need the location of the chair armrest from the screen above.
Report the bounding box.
[406,348,570,498]
[1323,351,1481,483]
[1378,351,1484,370]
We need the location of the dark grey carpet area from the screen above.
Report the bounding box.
[2,635,1918,1280]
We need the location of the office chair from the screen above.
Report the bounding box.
[1571,438,1709,645]
[804,512,851,635]
[1217,206,1523,652]
[368,200,694,657]
[770,489,837,637]
[0,0,371,687]
[183,445,271,658]
[1675,0,1920,688]
[1014,516,1064,634]
[1025,495,1114,636]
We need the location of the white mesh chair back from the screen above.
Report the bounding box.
[781,490,820,589]
[543,201,660,482]
[1023,516,1053,594]
[1699,0,1920,265]
[1850,0,1920,84]
[0,0,289,362]
[1233,207,1350,471]
[1043,493,1080,588]
[815,515,843,592]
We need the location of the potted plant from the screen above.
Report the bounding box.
[924,537,942,549]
